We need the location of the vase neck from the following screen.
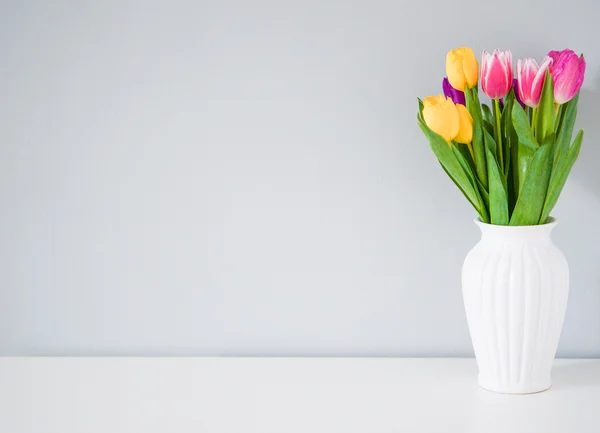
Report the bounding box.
[476,219,557,245]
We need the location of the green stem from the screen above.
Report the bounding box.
[493,99,504,170]
[554,104,563,134]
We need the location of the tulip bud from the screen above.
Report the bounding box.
[454,104,473,145]
[481,49,513,99]
[446,48,479,92]
[547,49,586,104]
[422,95,460,143]
[442,77,466,105]
[516,56,553,108]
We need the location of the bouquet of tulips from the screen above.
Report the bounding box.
[417,48,586,225]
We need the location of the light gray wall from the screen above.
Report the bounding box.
[1,0,599,356]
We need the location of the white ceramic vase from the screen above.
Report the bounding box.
[462,218,569,394]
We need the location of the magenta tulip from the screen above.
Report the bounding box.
[481,49,513,99]
[516,56,553,108]
[547,49,586,104]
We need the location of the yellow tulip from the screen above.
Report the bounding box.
[422,95,460,143]
[454,103,473,144]
[446,47,479,91]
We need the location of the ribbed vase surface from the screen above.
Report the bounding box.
[462,218,569,394]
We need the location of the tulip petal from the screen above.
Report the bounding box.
[530,56,552,106]
[461,48,479,88]
[548,49,586,104]
[513,78,526,108]
[455,104,473,144]
[422,95,460,142]
[481,49,513,99]
[516,56,552,108]
[547,50,562,67]
[446,51,467,91]
[442,77,466,105]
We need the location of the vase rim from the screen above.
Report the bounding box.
[475,217,557,229]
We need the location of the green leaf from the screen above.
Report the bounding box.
[483,120,494,139]
[503,140,511,186]
[473,125,487,189]
[553,103,565,136]
[535,70,555,144]
[476,176,489,212]
[466,87,483,123]
[483,128,497,160]
[509,138,554,226]
[452,144,488,221]
[508,117,520,215]
[501,90,515,123]
[486,145,509,225]
[512,102,538,148]
[439,163,488,223]
[457,143,475,171]
[500,95,515,213]
[492,99,505,174]
[484,126,508,199]
[502,94,514,178]
[482,103,494,126]
[452,145,476,183]
[511,102,539,193]
[540,130,584,223]
[466,88,488,189]
[555,93,579,160]
[418,115,483,216]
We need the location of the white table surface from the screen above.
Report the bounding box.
[1,357,599,433]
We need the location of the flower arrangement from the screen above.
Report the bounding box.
[417,48,586,225]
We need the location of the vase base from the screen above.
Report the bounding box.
[478,375,551,394]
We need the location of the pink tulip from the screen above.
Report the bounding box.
[547,49,586,104]
[481,50,513,99]
[516,56,553,108]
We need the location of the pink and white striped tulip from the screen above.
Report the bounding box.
[481,50,513,99]
[547,49,586,104]
[516,56,553,108]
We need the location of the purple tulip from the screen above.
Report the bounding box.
[547,49,586,104]
[512,78,526,108]
[442,77,466,105]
